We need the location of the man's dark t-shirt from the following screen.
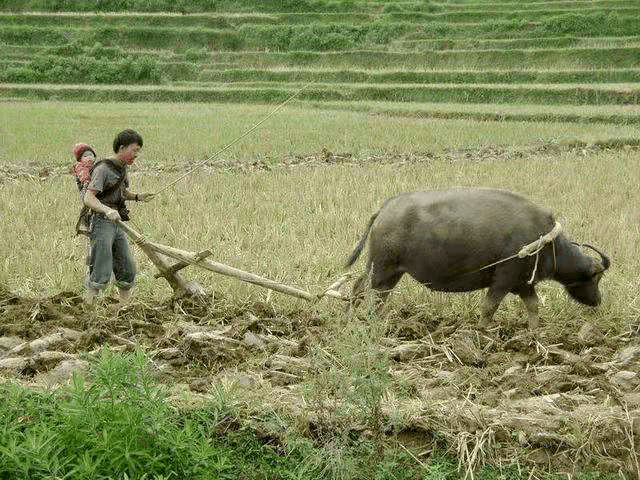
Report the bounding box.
[87,159,129,210]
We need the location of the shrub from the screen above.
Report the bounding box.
[0,66,37,83]
[539,12,624,36]
[8,53,164,84]
[85,42,122,60]
[184,47,210,62]
[238,24,294,51]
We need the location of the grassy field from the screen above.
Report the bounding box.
[1,0,640,120]
[1,0,639,478]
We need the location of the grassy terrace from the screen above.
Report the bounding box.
[3,82,640,105]
[0,1,639,126]
[0,1,638,117]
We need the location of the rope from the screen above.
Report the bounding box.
[152,82,313,196]
[476,222,562,284]
[520,222,561,284]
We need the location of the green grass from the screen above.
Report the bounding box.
[1,101,639,172]
[1,13,639,51]
[391,35,640,51]
[0,346,410,479]
[304,99,640,125]
[5,0,639,14]
[3,81,640,105]
[0,1,638,477]
[197,67,640,85]
[113,48,640,70]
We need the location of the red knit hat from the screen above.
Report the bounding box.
[72,143,96,161]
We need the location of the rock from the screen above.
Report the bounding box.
[151,348,183,360]
[435,370,455,384]
[511,393,595,413]
[0,336,23,353]
[243,331,266,349]
[609,370,640,391]
[8,328,81,356]
[389,341,427,361]
[502,388,520,399]
[494,365,522,383]
[576,322,604,346]
[235,374,259,388]
[503,365,523,376]
[32,351,77,371]
[189,377,212,393]
[7,342,30,357]
[184,331,243,348]
[0,357,30,375]
[35,359,89,386]
[615,345,640,366]
[151,348,188,368]
[446,333,485,367]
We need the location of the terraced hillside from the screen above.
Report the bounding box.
[1,0,639,127]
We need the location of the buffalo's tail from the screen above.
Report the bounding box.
[345,212,378,268]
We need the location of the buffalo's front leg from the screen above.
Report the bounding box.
[515,284,539,330]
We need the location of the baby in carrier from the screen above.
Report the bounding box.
[72,143,97,264]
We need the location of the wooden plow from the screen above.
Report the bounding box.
[117,221,350,302]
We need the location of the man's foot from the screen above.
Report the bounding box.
[84,287,99,305]
[118,287,132,305]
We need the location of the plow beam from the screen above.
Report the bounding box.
[145,240,316,301]
[117,220,348,302]
[117,221,205,296]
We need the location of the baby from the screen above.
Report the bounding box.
[73,143,97,195]
[72,143,97,245]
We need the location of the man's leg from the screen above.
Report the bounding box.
[112,225,136,304]
[85,216,116,303]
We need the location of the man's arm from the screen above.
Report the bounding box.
[84,190,121,221]
[123,189,155,202]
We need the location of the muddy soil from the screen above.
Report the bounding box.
[0,284,638,477]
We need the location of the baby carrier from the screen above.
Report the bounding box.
[74,159,129,236]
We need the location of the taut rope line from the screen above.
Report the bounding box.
[152,82,313,196]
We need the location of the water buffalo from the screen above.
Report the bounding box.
[346,187,610,329]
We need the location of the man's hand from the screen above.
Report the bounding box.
[137,193,155,202]
[105,208,121,222]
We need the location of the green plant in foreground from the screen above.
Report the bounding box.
[0,346,628,479]
[0,347,231,479]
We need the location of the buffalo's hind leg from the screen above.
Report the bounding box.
[479,286,509,330]
[351,261,403,309]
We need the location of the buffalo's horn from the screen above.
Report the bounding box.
[571,242,610,271]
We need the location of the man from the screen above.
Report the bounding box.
[83,129,154,305]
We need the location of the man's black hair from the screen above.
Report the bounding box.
[113,129,143,153]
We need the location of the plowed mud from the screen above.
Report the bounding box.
[1,284,638,477]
